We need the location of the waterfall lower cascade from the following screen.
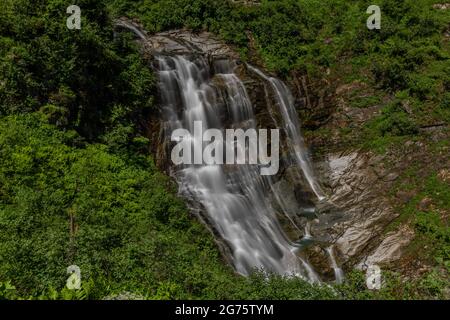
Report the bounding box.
[156,54,335,282]
[326,246,345,284]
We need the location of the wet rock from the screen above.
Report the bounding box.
[316,151,397,263]
[116,18,239,59]
[357,226,415,269]
[304,246,335,280]
[290,73,336,129]
[271,179,301,216]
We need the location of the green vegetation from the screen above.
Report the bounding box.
[391,169,449,278]
[0,113,243,299]
[382,135,449,300]
[0,0,155,141]
[0,0,448,299]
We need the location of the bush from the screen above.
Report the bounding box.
[373,101,419,136]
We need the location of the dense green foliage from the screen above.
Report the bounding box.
[390,160,450,274]
[0,0,448,299]
[0,113,240,298]
[0,0,154,141]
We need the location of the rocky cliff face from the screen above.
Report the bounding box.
[311,81,449,279]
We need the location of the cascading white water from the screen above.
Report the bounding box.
[247,66,326,201]
[326,246,345,284]
[157,55,320,281]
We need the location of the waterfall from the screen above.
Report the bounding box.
[326,246,345,284]
[113,19,346,283]
[157,55,320,281]
[247,65,326,201]
[116,19,148,41]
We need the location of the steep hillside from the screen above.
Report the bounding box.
[0,0,448,299]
